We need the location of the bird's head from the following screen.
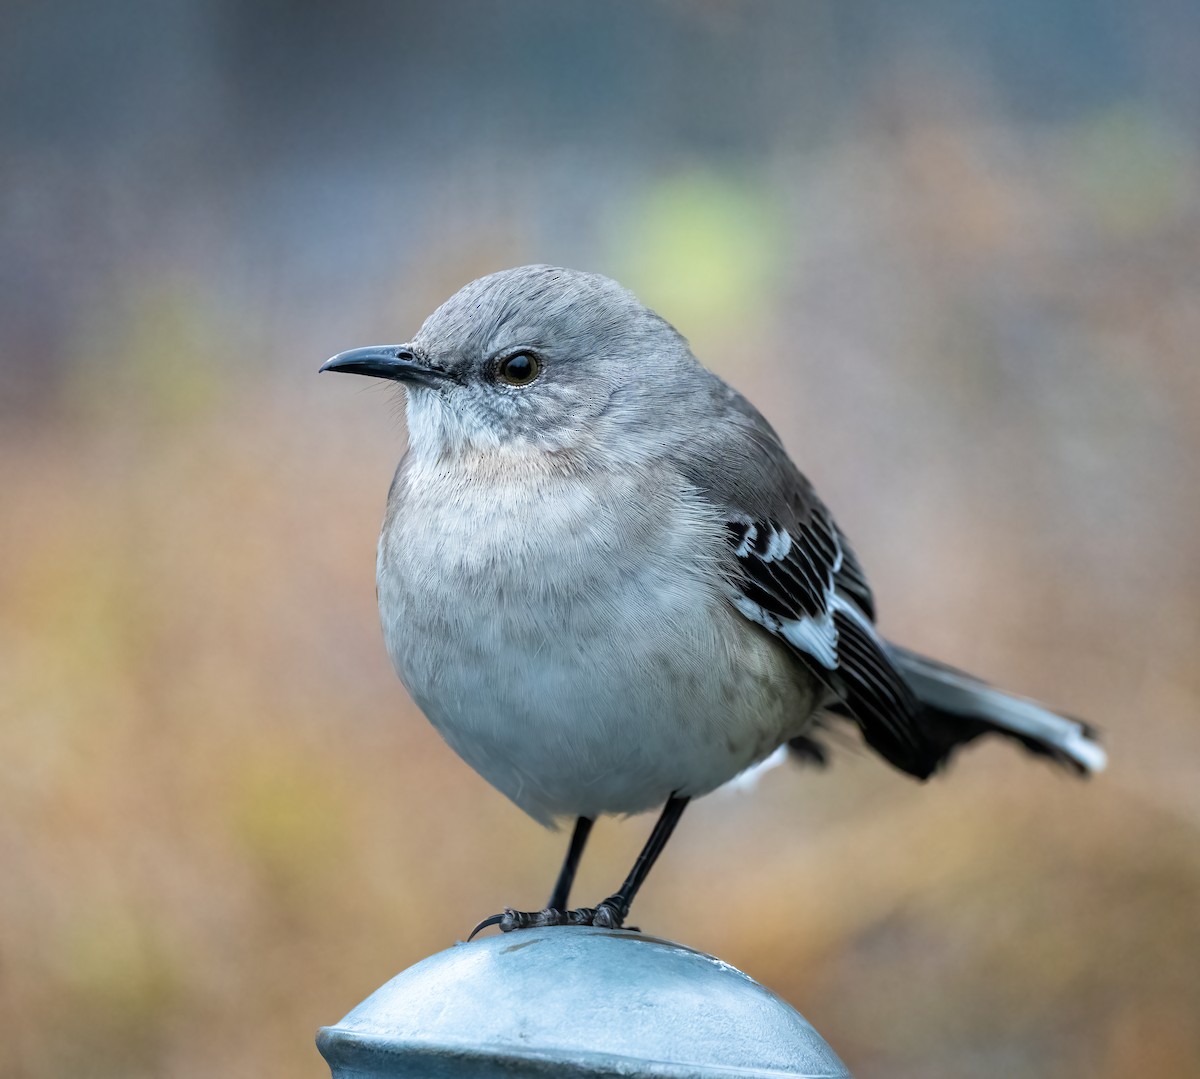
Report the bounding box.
[321,265,700,464]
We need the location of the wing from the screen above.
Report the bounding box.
[719,485,936,778]
[670,371,1097,781]
[669,377,938,776]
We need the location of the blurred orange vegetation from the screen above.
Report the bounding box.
[2,86,1199,1079]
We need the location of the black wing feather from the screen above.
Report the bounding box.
[723,496,938,779]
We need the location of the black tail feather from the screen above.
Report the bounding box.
[792,645,1106,779]
[886,643,1106,777]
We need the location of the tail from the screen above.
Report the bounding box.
[882,643,1107,776]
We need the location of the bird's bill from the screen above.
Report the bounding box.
[319,345,454,387]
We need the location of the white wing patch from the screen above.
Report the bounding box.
[734,524,758,558]
[729,518,856,672]
[736,588,874,672]
[763,526,792,562]
[781,608,838,668]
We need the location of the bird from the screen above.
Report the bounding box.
[321,265,1106,936]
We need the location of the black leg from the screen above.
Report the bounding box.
[468,796,690,938]
[547,816,593,910]
[592,795,688,928]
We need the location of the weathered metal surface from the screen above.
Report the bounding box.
[318,926,851,1078]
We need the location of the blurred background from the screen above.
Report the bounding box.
[2,2,1198,1076]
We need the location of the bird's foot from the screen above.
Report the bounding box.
[468,897,632,940]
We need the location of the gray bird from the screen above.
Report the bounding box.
[322,265,1105,935]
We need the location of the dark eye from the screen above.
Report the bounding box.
[497,351,540,386]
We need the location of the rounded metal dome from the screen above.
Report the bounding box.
[318,926,851,1078]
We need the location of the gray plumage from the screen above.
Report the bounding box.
[328,265,1105,831]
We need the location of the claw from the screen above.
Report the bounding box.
[467,912,508,941]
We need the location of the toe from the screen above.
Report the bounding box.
[591,900,625,929]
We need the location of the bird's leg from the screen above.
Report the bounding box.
[468,797,689,938]
[547,815,593,911]
[590,795,688,929]
[467,816,593,939]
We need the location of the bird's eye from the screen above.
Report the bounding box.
[497,351,540,386]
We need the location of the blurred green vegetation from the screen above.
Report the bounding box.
[2,5,1199,1078]
[612,169,783,345]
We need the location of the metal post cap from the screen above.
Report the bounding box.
[318,926,851,1078]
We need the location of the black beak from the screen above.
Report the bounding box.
[319,345,455,387]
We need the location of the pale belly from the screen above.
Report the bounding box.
[377,459,814,825]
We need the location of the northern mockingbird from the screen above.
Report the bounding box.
[322,265,1105,936]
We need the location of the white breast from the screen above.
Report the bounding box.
[377,450,812,825]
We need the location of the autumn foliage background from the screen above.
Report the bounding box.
[2,3,1199,1077]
